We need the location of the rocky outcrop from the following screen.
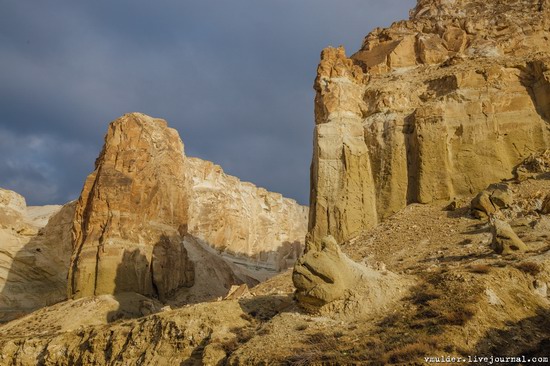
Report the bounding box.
[293,235,406,314]
[0,299,252,366]
[187,158,308,274]
[68,113,308,301]
[68,113,194,300]
[310,0,550,243]
[0,188,74,322]
[470,183,513,219]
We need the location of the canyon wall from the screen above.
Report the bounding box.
[187,157,308,273]
[68,113,308,300]
[0,189,74,322]
[310,0,550,243]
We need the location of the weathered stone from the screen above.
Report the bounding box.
[293,236,361,308]
[310,0,550,243]
[68,113,194,300]
[0,188,74,322]
[471,183,513,219]
[490,218,528,255]
[292,236,405,313]
[471,191,496,219]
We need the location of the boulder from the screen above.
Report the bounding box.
[490,218,528,255]
[292,236,406,313]
[470,183,513,219]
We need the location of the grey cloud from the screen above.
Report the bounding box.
[0,0,415,206]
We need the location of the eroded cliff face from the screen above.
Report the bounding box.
[68,113,308,301]
[310,0,550,243]
[0,188,74,322]
[68,113,194,300]
[187,157,308,275]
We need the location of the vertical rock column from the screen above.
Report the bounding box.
[309,47,378,244]
[68,113,194,300]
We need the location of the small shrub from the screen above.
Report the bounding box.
[459,239,473,245]
[410,287,441,305]
[382,342,434,364]
[516,261,542,276]
[417,308,439,319]
[440,307,475,326]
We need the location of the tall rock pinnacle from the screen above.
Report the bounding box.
[68,113,194,300]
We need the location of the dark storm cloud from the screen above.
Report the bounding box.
[0,0,415,206]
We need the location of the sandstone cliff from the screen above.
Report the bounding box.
[68,113,308,301]
[187,157,308,278]
[68,113,195,300]
[0,188,74,322]
[310,0,550,243]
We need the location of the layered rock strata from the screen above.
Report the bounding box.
[68,114,195,300]
[0,188,74,322]
[68,113,308,300]
[310,0,550,243]
[187,157,308,274]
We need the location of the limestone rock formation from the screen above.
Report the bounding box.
[293,235,405,313]
[490,218,528,255]
[68,113,308,301]
[68,113,194,300]
[0,188,74,322]
[187,157,308,277]
[310,0,550,243]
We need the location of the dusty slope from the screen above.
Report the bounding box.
[1,172,549,365]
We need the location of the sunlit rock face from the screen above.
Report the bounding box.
[68,113,308,300]
[309,0,550,243]
[68,113,194,300]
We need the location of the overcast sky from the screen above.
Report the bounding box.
[0,1,414,206]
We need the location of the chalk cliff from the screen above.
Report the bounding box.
[0,188,74,322]
[67,114,195,300]
[68,113,308,300]
[310,0,550,243]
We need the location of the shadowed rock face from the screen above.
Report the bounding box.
[0,188,74,322]
[309,0,550,243]
[68,113,194,300]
